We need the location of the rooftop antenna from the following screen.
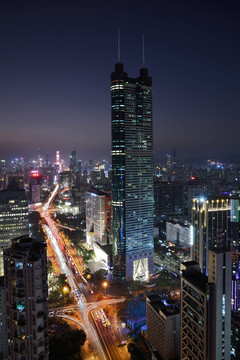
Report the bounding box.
[118,28,120,63]
[142,34,145,68]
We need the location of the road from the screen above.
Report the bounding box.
[91,308,130,360]
[42,185,126,360]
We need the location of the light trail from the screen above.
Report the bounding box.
[43,184,59,211]
[43,224,77,292]
[44,222,106,359]
[42,186,126,360]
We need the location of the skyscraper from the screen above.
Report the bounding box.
[180,261,213,360]
[111,53,154,281]
[191,198,230,275]
[208,244,231,360]
[4,236,48,360]
[0,188,29,275]
[180,247,232,360]
[69,150,77,173]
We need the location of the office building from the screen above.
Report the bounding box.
[29,170,41,204]
[191,197,240,310]
[7,176,24,190]
[86,188,112,266]
[111,56,154,281]
[0,161,6,176]
[69,150,78,174]
[166,220,191,248]
[183,180,207,220]
[86,187,112,247]
[154,180,184,222]
[146,295,180,360]
[191,198,230,275]
[0,277,6,359]
[4,236,48,360]
[0,189,29,275]
[58,171,72,202]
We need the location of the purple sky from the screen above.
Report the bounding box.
[0,0,240,163]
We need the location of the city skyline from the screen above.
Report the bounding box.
[1,0,240,161]
[1,2,240,358]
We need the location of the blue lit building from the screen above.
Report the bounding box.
[111,61,154,281]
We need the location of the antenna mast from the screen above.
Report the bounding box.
[118,28,120,63]
[142,34,145,68]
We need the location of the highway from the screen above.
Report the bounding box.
[41,186,106,359]
[42,186,127,360]
[43,224,80,293]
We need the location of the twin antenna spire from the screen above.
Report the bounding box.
[142,34,145,68]
[117,29,146,68]
[118,28,120,63]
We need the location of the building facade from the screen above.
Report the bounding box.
[180,261,212,360]
[4,236,48,360]
[86,187,112,247]
[0,277,6,358]
[166,221,191,248]
[181,249,232,360]
[231,311,240,359]
[154,180,184,222]
[146,295,180,360]
[191,198,230,275]
[111,61,154,281]
[0,189,29,276]
[208,246,231,360]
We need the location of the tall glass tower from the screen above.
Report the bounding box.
[111,61,154,281]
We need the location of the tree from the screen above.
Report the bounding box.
[47,260,53,275]
[49,318,86,360]
[127,341,144,360]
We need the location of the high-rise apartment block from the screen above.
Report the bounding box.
[146,295,180,360]
[4,236,48,360]
[0,189,29,276]
[208,246,231,360]
[0,277,6,358]
[181,246,232,359]
[111,60,154,281]
[231,311,240,359]
[180,261,213,360]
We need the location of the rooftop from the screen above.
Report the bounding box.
[0,189,27,203]
[147,295,179,317]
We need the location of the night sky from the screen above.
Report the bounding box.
[0,0,240,163]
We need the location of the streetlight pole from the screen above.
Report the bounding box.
[103,281,108,295]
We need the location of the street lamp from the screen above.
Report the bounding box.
[103,281,108,295]
[63,286,69,294]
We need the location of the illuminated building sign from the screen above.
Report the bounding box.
[31,170,40,177]
[230,199,239,223]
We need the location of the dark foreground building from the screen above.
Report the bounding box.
[4,236,48,360]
